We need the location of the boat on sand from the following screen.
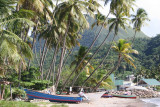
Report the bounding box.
[112,94,136,99]
[24,89,83,103]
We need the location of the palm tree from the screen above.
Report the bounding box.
[92,39,138,91]
[110,0,136,16]
[53,0,95,89]
[0,0,16,18]
[91,12,108,29]
[70,7,129,88]
[70,46,94,75]
[86,70,114,90]
[61,0,136,90]
[131,8,150,42]
[0,30,33,75]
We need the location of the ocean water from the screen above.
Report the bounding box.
[141,98,160,107]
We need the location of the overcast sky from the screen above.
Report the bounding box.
[99,0,160,37]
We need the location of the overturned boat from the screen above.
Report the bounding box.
[24,89,83,103]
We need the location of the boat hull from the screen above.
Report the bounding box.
[112,94,136,99]
[24,89,82,103]
[101,94,113,98]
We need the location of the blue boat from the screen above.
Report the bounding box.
[24,89,83,103]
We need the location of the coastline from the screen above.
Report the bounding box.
[34,92,159,107]
[65,92,158,107]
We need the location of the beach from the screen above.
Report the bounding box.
[65,92,157,107]
[34,92,158,107]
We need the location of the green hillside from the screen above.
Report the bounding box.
[79,16,149,47]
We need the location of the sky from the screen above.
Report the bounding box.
[99,0,160,37]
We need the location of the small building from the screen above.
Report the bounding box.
[115,80,124,90]
[138,79,160,87]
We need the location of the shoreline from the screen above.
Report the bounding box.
[65,92,158,107]
[34,92,159,107]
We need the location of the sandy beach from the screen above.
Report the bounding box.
[35,92,157,107]
[65,92,157,107]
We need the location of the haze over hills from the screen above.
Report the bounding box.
[79,16,149,47]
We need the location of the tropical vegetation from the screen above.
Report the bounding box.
[1,0,160,102]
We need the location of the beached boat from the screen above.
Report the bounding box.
[24,89,83,103]
[112,94,136,99]
[101,94,113,98]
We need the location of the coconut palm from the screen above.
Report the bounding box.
[0,0,16,18]
[91,12,107,29]
[92,39,138,91]
[110,0,136,16]
[0,30,33,76]
[70,46,94,75]
[53,0,96,89]
[85,69,114,90]
[131,8,150,42]
[61,0,136,90]
[70,7,129,88]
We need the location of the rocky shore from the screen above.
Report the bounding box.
[109,90,160,98]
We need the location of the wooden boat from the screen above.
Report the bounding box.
[101,94,113,98]
[112,94,136,99]
[24,89,83,103]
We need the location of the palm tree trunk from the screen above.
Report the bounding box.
[28,22,38,70]
[46,45,58,80]
[39,39,48,80]
[55,19,71,89]
[131,31,137,43]
[91,54,122,92]
[62,48,73,69]
[52,51,57,85]
[61,11,111,91]
[1,85,5,99]
[41,42,51,79]
[70,29,113,88]
[56,0,59,6]
[81,33,116,87]
[34,44,40,66]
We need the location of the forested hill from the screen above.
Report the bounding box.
[79,16,149,47]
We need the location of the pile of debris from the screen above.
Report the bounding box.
[109,90,160,98]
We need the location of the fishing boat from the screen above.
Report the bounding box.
[101,92,112,98]
[112,94,136,99]
[101,94,113,98]
[24,89,83,103]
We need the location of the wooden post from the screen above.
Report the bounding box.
[10,84,12,100]
[0,84,1,100]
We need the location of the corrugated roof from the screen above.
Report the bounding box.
[115,80,124,86]
[141,79,160,86]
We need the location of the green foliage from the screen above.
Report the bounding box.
[31,80,51,90]
[50,104,68,107]
[0,101,38,107]
[12,88,26,98]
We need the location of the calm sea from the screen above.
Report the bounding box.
[141,98,160,107]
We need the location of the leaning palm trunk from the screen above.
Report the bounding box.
[91,54,122,92]
[41,42,51,79]
[81,33,116,87]
[39,39,48,80]
[70,29,113,88]
[52,51,57,85]
[46,45,58,80]
[55,20,70,89]
[62,48,73,69]
[61,12,111,91]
